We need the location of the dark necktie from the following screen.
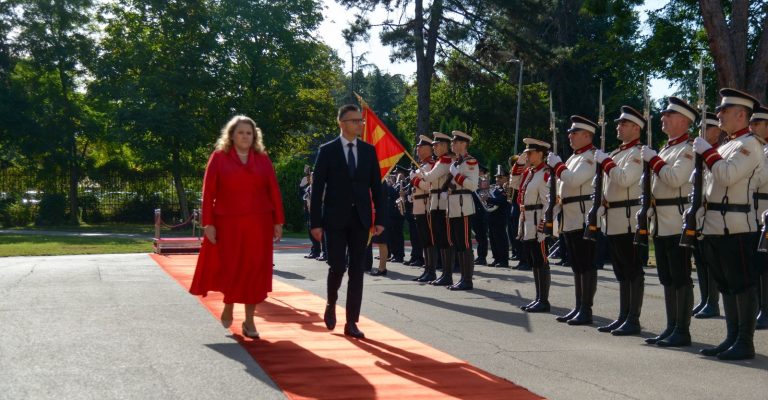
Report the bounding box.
[347,142,356,177]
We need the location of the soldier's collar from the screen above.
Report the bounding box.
[729,127,750,140]
[666,134,689,147]
[574,143,595,154]
[528,162,546,173]
[619,139,640,151]
[421,156,433,163]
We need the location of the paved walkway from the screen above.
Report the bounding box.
[1,240,766,399]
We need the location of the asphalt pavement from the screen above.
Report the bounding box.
[1,238,766,399]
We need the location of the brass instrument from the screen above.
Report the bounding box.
[477,175,498,212]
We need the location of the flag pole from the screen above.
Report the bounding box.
[354,92,420,169]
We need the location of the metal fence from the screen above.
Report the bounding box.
[0,171,203,222]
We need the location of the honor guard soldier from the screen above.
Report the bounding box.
[749,105,768,329]
[416,132,455,286]
[694,88,762,360]
[510,138,552,312]
[692,112,726,319]
[487,166,511,267]
[547,116,599,325]
[410,135,438,282]
[594,106,645,336]
[640,97,696,346]
[445,130,480,290]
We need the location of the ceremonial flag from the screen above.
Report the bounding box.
[355,94,406,180]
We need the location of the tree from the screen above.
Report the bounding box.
[12,0,98,224]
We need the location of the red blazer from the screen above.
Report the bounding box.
[201,148,285,226]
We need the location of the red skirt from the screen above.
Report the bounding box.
[190,213,274,304]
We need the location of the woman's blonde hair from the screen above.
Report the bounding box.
[215,115,265,153]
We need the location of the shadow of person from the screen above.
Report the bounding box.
[211,340,378,400]
[347,337,544,400]
[254,300,329,333]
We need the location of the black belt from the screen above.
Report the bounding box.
[414,194,429,200]
[605,199,640,209]
[451,190,472,195]
[523,204,543,210]
[653,197,689,207]
[754,193,768,201]
[705,202,750,213]
[562,195,591,204]
[430,189,446,194]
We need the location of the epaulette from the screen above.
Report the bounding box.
[466,159,478,165]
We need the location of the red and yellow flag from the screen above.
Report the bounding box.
[356,95,406,180]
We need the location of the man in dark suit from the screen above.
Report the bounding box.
[310,104,385,339]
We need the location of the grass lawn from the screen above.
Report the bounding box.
[2,223,309,239]
[0,234,152,257]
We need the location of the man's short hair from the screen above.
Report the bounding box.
[338,104,360,120]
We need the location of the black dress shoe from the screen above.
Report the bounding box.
[525,301,550,313]
[323,304,336,330]
[474,258,488,266]
[316,255,328,261]
[304,253,320,259]
[391,258,404,263]
[370,269,387,276]
[344,323,365,339]
[410,259,424,267]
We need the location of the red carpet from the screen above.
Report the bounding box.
[150,254,544,400]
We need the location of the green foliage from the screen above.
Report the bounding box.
[113,194,165,224]
[35,193,67,226]
[5,203,35,227]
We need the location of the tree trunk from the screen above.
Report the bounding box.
[414,0,429,138]
[700,0,741,89]
[747,8,768,104]
[171,148,190,222]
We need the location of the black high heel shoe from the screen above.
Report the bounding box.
[370,268,387,276]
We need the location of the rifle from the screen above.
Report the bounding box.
[584,80,606,241]
[634,76,652,246]
[543,91,557,236]
[680,53,706,248]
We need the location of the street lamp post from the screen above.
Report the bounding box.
[507,58,524,155]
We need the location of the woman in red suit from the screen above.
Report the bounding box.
[190,115,284,339]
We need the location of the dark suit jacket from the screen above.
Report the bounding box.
[310,136,385,230]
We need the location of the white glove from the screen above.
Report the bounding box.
[598,205,605,217]
[648,206,655,219]
[547,153,562,168]
[537,231,546,243]
[439,192,448,201]
[409,170,417,180]
[449,163,459,176]
[584,206,606,226]
[516,152,528,165]
[681,207,705,230]
[640,146,657,162]
[594,149,609,164]
[553,203,562,217]
[692,136,712,155]
[636,207,655,221]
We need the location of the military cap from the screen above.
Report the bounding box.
[750,105,768,122]
[451,130,473,143]
[614,105,647,129]
[432,132,451,143]
[660,96,697,122]
[416,135,433,146]
[522,137,551,152]
[715,88,759,112]
[704,112,719,127]
[495,164,507,177]
[567,115,598,134]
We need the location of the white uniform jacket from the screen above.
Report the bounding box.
[510,163,550,240]
[647,134,695,237]
[751,142,768,227]
[554,144,597,233]
[701,128,764,235]
[420,155,452,212]
[600,140,643,235]
[410,157,435,215]
[447,154,479,218]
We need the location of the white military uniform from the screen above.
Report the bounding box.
[702,129,764,235]
[447,154,479,217]
[421,155,452,211]
[601,140,643,235]
[510,163,550,240]
[648,134,695,236]
[411,157,435,215]
[751,142,768,227]
[554,144,596,232]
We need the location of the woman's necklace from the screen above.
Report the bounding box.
[236,149,249,163]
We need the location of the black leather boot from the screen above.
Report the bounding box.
[527,266,551,312]
[692,260,708,315]
[417,248,438,282]
[755,273,768,330]
[701,293,738,356]
[557,273,581,322]
[569,270,596,325]
[598,280,629,332]
[717,288,757,360]
[521,267,540,310]
[695,270,721,319]
[612,276,643,336]
[431,248,454,286]
[449,251,474,290]
[658,285,692,347]
[646,285,676,344]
